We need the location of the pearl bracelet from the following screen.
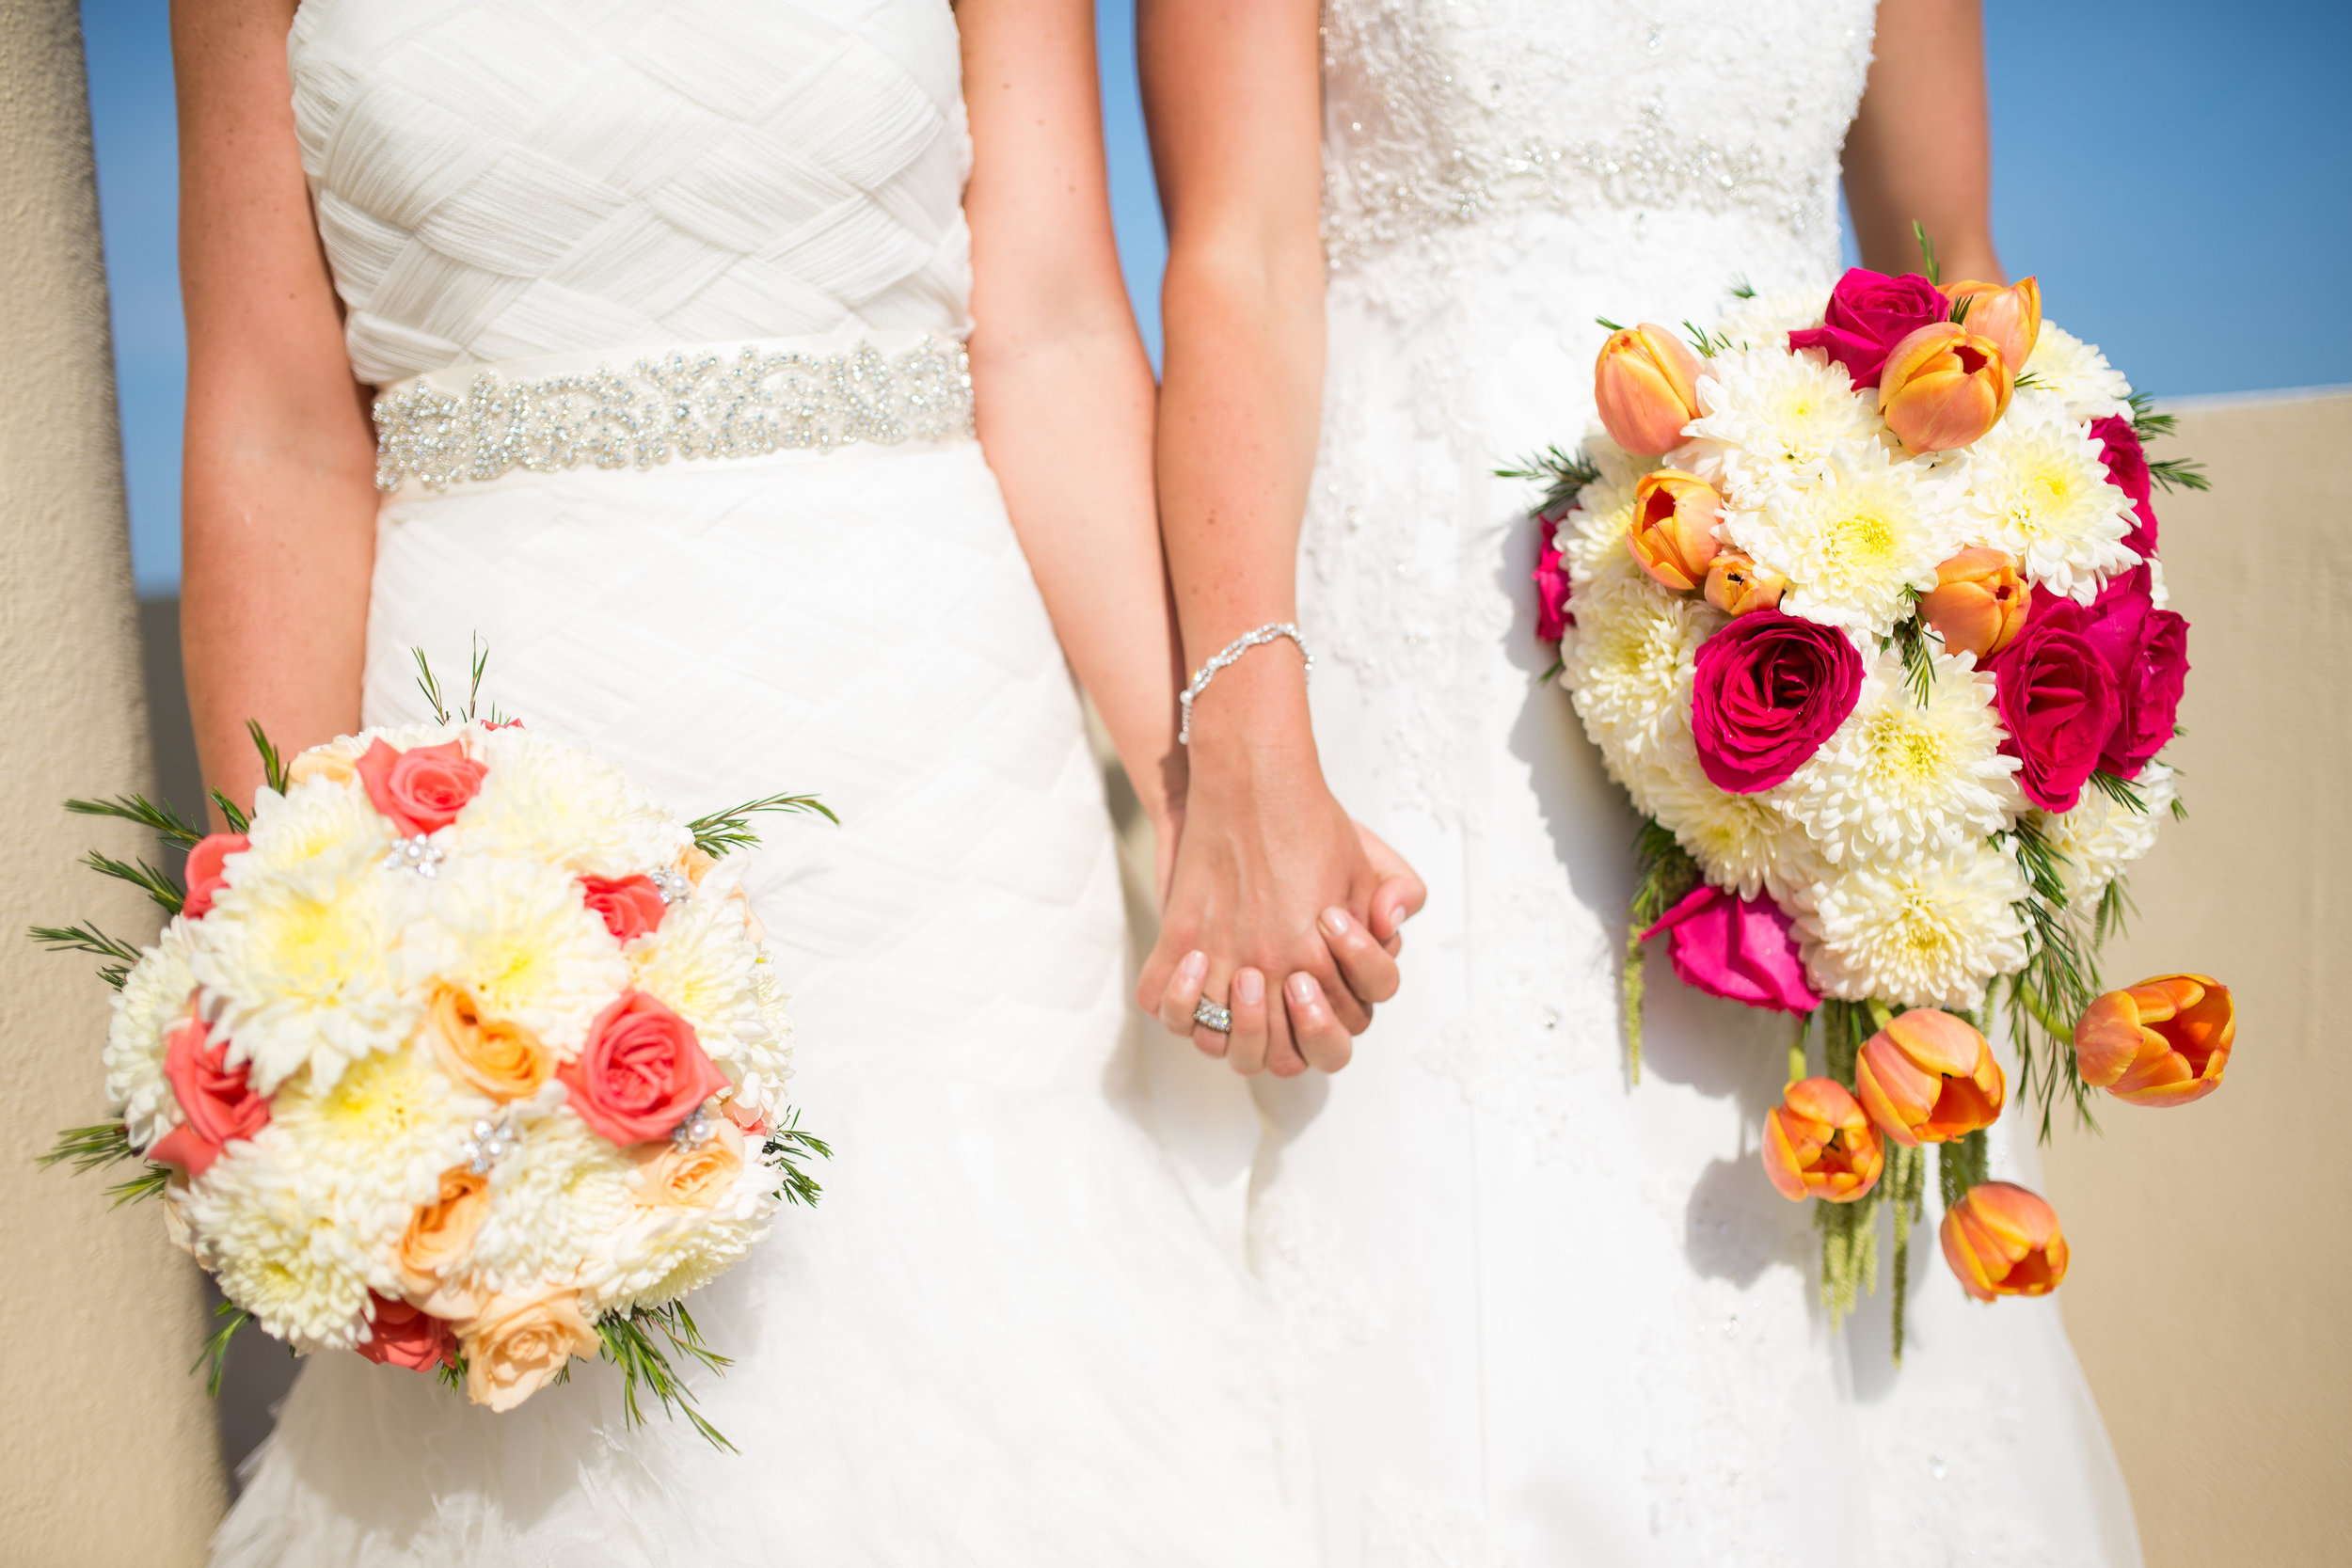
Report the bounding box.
[1178,623,1314,745]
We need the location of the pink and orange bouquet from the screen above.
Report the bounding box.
[38,665,825,1439]
[1512,248,2233,1354]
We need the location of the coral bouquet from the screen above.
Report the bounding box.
[1516,249,2233,1353]
[39,664,824,1437]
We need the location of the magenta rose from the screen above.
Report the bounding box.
[357,737,489,837]
[149,1018,269,1177]
[356,1292,459,1372]
[1991,590,2122,812]
[558,990,729,1145]
[1787,267,1948,388]
[2090,415,2159,557]
[1534,514,1573,641]
[1641,883,1820,1014]
[181,832,248,919]
[1691,611,1866,793]
[2077,567,2188,779]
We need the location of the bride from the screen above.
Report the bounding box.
[174,0,1377,1560]
[1138,0,2144,1561]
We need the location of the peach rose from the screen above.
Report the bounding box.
[397,1165,491,1307]
[428,985,553,1101]
[356,1291,459,1372]
[459,1290,600,1412]
[631,1121,745,1210]
[287,747,358,786]
[356,737,488,837]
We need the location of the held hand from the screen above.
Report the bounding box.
[1270,823,1426,1069]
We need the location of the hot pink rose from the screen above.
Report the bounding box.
[181,832,248,919]
[2077,568,2188,780]
[1642,883,1820,1014]
[1691,611,1866,793]
[580,874,669,942]
[149,1018,269,1177]
[356,737,488,837]
[1992,590,2122,813]
[2089,415,2159,558]
[356,1292,459,1371]
[558,990,729,1146]
[1787,268,1948,389]
[1534,514,1573,641]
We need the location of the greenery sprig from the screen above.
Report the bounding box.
[686,792,837,858]
[1621,819,1701,1083]
[1495,444,1603,519]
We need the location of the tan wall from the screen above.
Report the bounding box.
[0,2,230,1563]
[2041,388,2352,1568]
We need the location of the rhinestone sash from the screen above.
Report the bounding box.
[372,330,975,494]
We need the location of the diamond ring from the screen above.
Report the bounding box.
[1193,996,1232,1033]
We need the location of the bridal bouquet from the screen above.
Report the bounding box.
[38,658,825,1440]
[1516,246,2234,1354]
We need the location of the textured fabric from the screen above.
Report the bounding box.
[1250,3,2148,1564]
[217,5,1310,1563]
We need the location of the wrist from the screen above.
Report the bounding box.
[1181,642,1318,776]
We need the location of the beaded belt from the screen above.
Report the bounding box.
[372,329,975,494]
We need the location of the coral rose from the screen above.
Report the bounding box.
[1534,515,1573,640]
[1787,267,1947,388]
[459,1290,600,1412]
[580,874,669,942]
[1594,324,1705,455]
[356,737,488,837]
[180,832,247,919]
[1941,1182,2069,1301]
[1641,884,1820,1014]
[1691,611,1867,793]
[558,990,730,1146]
[396,1166,491,1309]
[148,1018,268,1177]
[356,1291,458,1372]
[2075,974,2233,1107]
[1762,1077,1883,1203]
[1990,591,2122,813]
[631,1121,746,1210]
[427,985,553,1101]
[1854,1008,2005,1148]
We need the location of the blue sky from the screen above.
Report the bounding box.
[86,0,2348,595]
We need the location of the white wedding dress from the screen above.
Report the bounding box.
[1247,2,2147,1563]
[212,4,1306,1564]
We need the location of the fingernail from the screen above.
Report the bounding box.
[1288,974,1317,1006]
[1235,970,1263,1005]
[1319,908,1351,937]
[1179,950,1206,982]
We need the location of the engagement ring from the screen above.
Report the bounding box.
[1193,997,1232,1033]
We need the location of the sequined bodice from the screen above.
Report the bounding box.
[1320,0,1878,271]
[288,0,972,387]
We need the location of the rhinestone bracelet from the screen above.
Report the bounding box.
[1178,623,1314,745]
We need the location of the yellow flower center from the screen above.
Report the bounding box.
[1830,507,1898,573]
[1864,706,1947,789]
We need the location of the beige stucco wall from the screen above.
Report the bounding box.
[0,1,230,1562]
[2040,388,2352,1568]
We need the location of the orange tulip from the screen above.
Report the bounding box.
[1855,1008,2006,1148]
[1879,322,2014,452]
[1762,1077,1883,1203]
[1595,324,1705,456]
[1916,546,2031,661]
[1626,469,1724,592]
[1704,550,1787,616]
[1941,277,2042,373]
[2075,974,2234,1107]
[1940,1181,2069,1302]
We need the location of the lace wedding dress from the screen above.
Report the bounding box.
[1250,3,2146,1563]
[210,5,1306,1563]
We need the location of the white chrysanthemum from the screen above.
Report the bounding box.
[1639,732,1816,901]
[2145,553,2170,610]
[1725,447,1955,638]
[1779,649,2025,867]
[266,1043,490,1270]
[729,958,797,1125]
[1562,584,1722,806]
[415,854,632,1059]
[187,1126,375,1351]
[1959,390,2138,603]
[1794,843,2033,1010]
[2043,761,2174,911]
[106,921,197,1150]
[628,859,770,1069]
[587,1148,776,1315]
[452,726,690,878]
[461,1108,637,1300]
[1712,285,1830,350]
[193,854,428,1095]
[233,773,387,880]
[1678,345,1885,501]
[2024,323,2132,421]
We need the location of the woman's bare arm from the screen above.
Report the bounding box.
[176,0,378,817]
[1844,0,2004,283]
[960,0,1186,850]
